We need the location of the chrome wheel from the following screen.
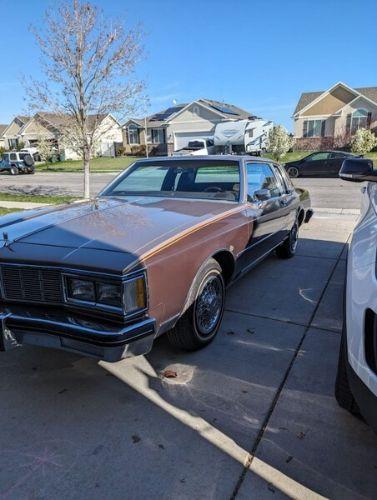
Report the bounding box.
[195,274,224,336]
[287,166,299,178]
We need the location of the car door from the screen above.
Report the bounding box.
[239,161,289,271]
[327,152,347,175]
[304,152,331,175]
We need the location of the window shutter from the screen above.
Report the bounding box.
[367,112,372,128]
[303,121,308,137]
[346,114,351,134]
[321,120,326,137]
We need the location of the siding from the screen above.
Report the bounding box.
[302,86,356,116]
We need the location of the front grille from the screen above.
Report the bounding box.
[0,265,63,304]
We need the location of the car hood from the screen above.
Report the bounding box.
[0,197,237,274]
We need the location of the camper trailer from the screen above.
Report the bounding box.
[214,119,273,155]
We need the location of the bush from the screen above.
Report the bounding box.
[351,129,377,155]
[267,125,293,161]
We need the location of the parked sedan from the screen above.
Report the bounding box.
[284,151,361,178]
[0,156,312,362]
[336,157,377,434]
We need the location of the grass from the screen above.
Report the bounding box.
[37,156,138,173]
[0,193,79,204]
[0,208,22,215]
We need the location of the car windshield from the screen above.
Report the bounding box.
[1,153,9,161]
[101,160,241,202]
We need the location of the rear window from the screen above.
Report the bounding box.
[102,160,241,202]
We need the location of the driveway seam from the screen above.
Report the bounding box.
[230,237,348,499]
[225,307,341,334]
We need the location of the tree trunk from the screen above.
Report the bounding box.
[83,150,90,199]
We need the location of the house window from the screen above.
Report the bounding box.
[151,128,165,144]
[8,138,19,149]
[128,125,140,144]
[303,120,325,138]
[350,109,370,134]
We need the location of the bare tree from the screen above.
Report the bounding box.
[25,0,144,198]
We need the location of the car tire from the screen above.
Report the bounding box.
[335,330,361,415]
[287,166,299,178]
[276,223,298,259]
[9,166,19,175]
[167,258,225,351]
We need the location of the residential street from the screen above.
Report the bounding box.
[1,211,376,499]
[0,171,364,210]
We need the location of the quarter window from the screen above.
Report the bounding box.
[246,162,282,200]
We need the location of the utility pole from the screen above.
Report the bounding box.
[144,113,149,158]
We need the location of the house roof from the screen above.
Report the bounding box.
[294,85,377,115]
[125,99,254,128]
[35,112,109,132]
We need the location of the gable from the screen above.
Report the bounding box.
[302,86,357,116]
[3,120,23,137]
[340,95,377,115]
[170,102,223,124]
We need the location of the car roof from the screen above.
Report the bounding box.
[134,155,276,164]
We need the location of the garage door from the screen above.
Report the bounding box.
[174,132,213,150]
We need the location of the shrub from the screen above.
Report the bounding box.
[351,129,377,155]
[266,125,293,161]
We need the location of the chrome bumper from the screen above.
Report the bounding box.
[0,306,156,362]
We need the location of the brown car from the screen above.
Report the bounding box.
[0,156,312,361]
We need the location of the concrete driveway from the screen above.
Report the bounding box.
[1,212,376,499]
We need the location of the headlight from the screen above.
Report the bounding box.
[123,276,146,313]
[97,282,122,307]
[65,274,147,314]
[68,278,95,302]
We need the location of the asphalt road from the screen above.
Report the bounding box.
[0,172,364,209]
[1,214,376,498]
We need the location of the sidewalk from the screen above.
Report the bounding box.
[0,200,49,209]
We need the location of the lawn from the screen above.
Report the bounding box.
[33,150,377,174]
[37,156,138,173]
[0,193,78,204]
[0,208,22,215]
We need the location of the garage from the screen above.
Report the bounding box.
[174,131,214,150]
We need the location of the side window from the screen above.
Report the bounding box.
[10,153,17,161]
[246,162,283,200]
[306,152,330,161]
[329,152,345,159]
[273,165,289,193]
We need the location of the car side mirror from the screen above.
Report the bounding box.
[339,158,376,182]
[254,188,271,201]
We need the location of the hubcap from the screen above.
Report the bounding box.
[195,275,223,336]
[288,167,298,178]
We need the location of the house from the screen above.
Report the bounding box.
[293,82,377,149]
[0,124,9,149]
[2,116,31,150]
[123,99,254,156]
[2,112,123,160]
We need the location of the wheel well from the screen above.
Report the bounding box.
[298,208,305,226]
[212,250,235,284]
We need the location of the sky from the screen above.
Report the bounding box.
[0,0,376,132]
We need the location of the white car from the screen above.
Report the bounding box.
[336,157,377,434]
[172,139,215,156]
